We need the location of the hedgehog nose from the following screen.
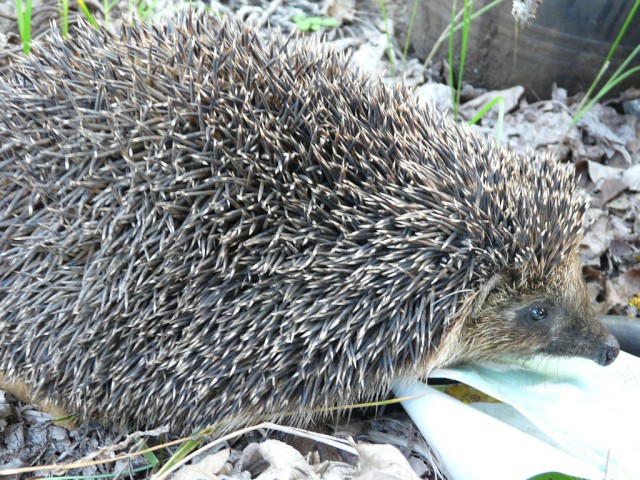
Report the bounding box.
[597,334,620,366]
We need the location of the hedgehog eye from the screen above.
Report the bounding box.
[530,307,547,322]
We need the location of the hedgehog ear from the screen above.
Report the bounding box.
[471,273,509,317]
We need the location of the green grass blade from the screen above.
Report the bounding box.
[77,0,99,28]
[447,0,477,119]
[424,0,504,69]
[495,97,505,145]
[379,0,396,77]
[573,0,639,121]
[448,0,457,116]
[135,0,158,20]
[103,0,118,28]
[15,0,32,54]
[153,436,204,477]
[606,43,640,85]
[58,0,69,37]
[468,96,504,125]
[571,44,640,128]
[467,96,505,144]
[455,0,474,112]
[574,65,640,126]
[402,0,421,67]
[24,0,32,48]
[586,0,639,97]
[47,464,154,479]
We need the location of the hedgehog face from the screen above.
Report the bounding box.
[493,294,619,366]
[461,258,620,366]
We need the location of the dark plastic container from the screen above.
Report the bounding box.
[601,315,640,357]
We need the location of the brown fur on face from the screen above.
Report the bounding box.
[458,253,619,366]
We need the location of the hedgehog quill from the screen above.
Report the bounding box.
[0,14,619,435]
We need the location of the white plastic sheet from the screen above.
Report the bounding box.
[393,352,640,479]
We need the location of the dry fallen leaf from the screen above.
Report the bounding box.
[610,269,640,312]
[604,279,626,313]
[458,86,524,121]
[588,161,625,185]
[623,164,640,192]
[325,0,356,24]
[581,214,615,265]
[173,448,230,480]
[240,440,316,479]
[354,443,421,480]
[415,82,454,113]
[351,32,388,77]
[599,178,628,204]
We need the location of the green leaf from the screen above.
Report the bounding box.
[528,473,585,480]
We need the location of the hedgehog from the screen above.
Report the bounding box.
[0,13,619,435]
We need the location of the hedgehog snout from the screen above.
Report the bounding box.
[596,333,620,366]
